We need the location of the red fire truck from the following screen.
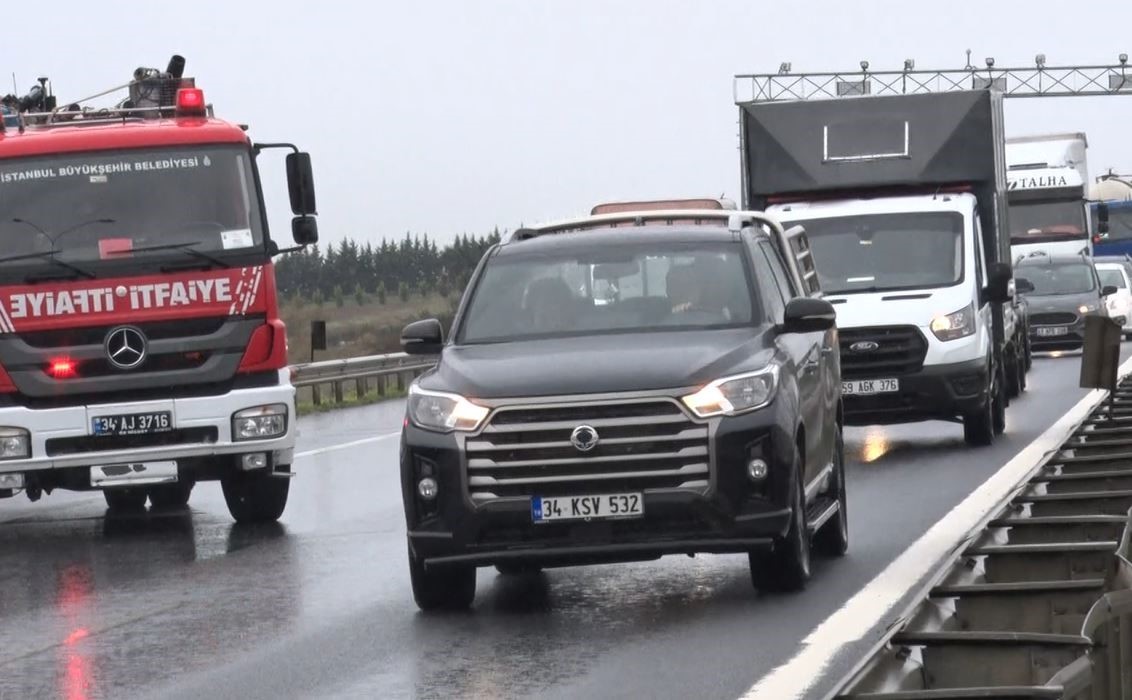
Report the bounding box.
[0,56,318,522]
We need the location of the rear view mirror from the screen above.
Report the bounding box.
[988,263,1012,303]
[1015,278,1035,294]
[292,216,318,245]
[782,297,836,334]
[1103,284,1119,297]
[401,319,444,355]
[286,152,318,216]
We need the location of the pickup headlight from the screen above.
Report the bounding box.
[682,366,780,418]
[1079,303,1100,314]
[408,385,490,433]
[930,302,976,342]
[0,427,29,460]
[233,404,288,441]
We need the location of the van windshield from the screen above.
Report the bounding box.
[780,212,963,295]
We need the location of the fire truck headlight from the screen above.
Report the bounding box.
[0,428,30,460]
[232,405,288,441]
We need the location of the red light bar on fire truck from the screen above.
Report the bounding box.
[175,88,207,118]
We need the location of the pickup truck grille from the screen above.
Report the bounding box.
[464,398,710,503]
[1030,312,1078,326]
[839,326,928,379]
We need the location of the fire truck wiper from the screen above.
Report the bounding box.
[0,250,97,280]
[105,241,231,269]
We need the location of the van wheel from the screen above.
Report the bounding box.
[410,542,476,611]
[1005,349,1021,399]
[221,466,290,523]
[992,366,1007,435]
[813,427,848,557]
[104,488,147,512]
[963,373,995,447]
[750,456,810,592]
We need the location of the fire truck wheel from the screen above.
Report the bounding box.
[103,488,148,512]
[221,466,290,523]
[148,482,194,509]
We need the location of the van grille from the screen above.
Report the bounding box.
[839,326,928,379]
[1030,312,1078,326]
[464,398,709,503]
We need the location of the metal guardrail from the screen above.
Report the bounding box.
[831,378,1132,699]
[290,352,436,406]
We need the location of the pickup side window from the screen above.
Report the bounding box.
[760,241,796,302]
[751,242,788,323]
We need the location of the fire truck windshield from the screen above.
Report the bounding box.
[0,145,265,276]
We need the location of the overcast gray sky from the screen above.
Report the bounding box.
[7,0,1132,247]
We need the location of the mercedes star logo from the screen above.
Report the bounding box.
[849,341,880,353]
[570,425,600,452]
[105,326,147,370]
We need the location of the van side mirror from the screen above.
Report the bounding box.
[286,152,318,216]
[1103,284,1119,297]
[988,263,1012,303]
[401,319,444,354]
[292,216,318,245]
[1015,277,1035,294]
[781,297,836,333]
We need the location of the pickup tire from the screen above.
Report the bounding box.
[222,466,290,523]
[963,371,996,447]
[813,427,848,557]
[104,488,147,511]
[148,482,193,509]
[410,542,476,611]
[749,456,810,592]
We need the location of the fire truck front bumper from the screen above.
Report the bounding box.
[0,370,296,491]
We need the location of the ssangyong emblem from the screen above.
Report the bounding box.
[570,425,600,452]
[104,326,147,370]
[850,341,880,353]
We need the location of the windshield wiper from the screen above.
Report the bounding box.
[0,250,97,280]
[105,241,231,269]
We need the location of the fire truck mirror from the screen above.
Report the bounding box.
[286,152,318,216]
[292,216,319,245]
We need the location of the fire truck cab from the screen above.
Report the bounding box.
[0,57,318,522]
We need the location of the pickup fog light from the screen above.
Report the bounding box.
[0,473,24,489]
[682,366,780,418]
[417,477,438,500]
[232,404,288,441]
[930,302,976,342]
[747,459,768,481]
[0,428,30,460]
[407,385,489,433]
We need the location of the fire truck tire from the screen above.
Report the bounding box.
[104,488,148,512]
[222,466,290,523]
[148,482,194,509]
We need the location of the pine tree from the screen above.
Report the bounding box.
[333,285,345,308]
[398,281,410,303]
[354,283,365,306]
[377,281,387,305]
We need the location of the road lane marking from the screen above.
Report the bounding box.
[294,431,401,459]
[742,355,1132,700]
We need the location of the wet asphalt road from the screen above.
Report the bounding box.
[0,350,1122,700]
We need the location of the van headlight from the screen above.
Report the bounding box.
[930,303,976,341]
[682,366,780,418]
[408,385,490,433]
[1079,303,1099,314]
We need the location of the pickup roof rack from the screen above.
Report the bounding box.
[511,208,821,298]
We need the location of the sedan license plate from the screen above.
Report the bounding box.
[842,378,899,396]
[1035,326,1069,338]
[532,493,643,523]
[91,411,172,437]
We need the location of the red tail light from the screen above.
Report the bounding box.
[237,319,288,374]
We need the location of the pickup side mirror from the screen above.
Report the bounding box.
[1015,277,1036,294]
[1103,284,1119,297]
[401,319,444,355]
[286,152,318,216]
[781,297,836,334]
[988,262,1012,303]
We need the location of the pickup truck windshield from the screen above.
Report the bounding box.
[1009,200,1087,243]
[1017,262,1097,296]
[458,242,757,343]
[784,212,963,295]
[0,145,264,273]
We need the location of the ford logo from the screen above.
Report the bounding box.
[850,341,880,353]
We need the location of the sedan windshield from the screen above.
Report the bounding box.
[1017,263,1097,296]
[458,242,756,343]
[0,145,264,274]
[783,212,963,295]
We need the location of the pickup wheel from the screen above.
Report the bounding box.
[410,542,476,611]
[813,428,848,557]
[148,482,193,509]
[963,371,995,447]
[749,457,810,593]
[104,488,147,512]
[221,466,290,523]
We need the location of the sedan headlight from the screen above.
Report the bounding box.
[930,302,976,342]
[1079,303,1100,314]
[0,427,29,460]
[682,366,780,418]
[233,404,288,441]
[407,385,490,433]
